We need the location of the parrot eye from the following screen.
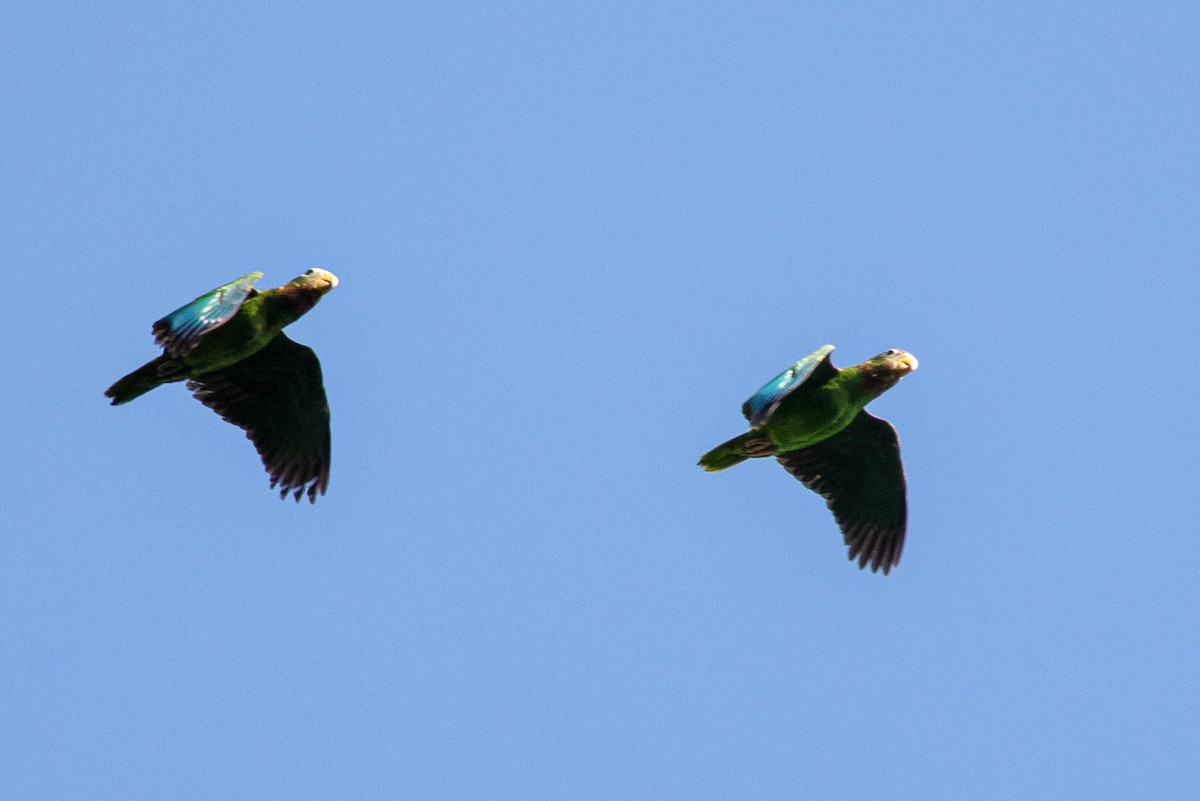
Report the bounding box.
[304,269,314,275]
[885,349,899,356]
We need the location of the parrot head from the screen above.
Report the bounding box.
[858,348,918,396]
[291,269,339,294]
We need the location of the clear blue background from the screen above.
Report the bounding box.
[3,2,1197,798]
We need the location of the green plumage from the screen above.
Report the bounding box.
[105,270,339,502]
[700,346,918,574]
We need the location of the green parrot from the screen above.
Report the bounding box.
[699,345,918,574]
[105,269,339,503]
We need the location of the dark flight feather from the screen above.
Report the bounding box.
[188,333,331,503]
[776,411,907,574]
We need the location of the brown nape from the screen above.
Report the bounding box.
[859,364,903,397]
[273,283,326,319]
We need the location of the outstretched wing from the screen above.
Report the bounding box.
[742,344,837,428]
[153,272,264,357]
[188,332,331,503]
[776,410,907,574]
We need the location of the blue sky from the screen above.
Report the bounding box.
[3,2,1198,798]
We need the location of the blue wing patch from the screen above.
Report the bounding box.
[742,344,836,428]
[152,272,264,357]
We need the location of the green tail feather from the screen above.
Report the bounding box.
[105,355,186,405]
[699,431,774,472]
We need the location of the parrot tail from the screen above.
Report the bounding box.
[105,355,188,405]
[698,431,775,472]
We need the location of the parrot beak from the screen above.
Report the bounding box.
[302,269,339,292]
[883,351,917,376]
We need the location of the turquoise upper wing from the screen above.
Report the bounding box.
[152,272,264,357]
[741,344,836,428]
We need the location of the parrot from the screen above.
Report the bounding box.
[105,269,339,503]
[699,345,918,574]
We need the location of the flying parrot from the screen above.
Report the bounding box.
[105,269,339,503]
[699,345,918,574]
